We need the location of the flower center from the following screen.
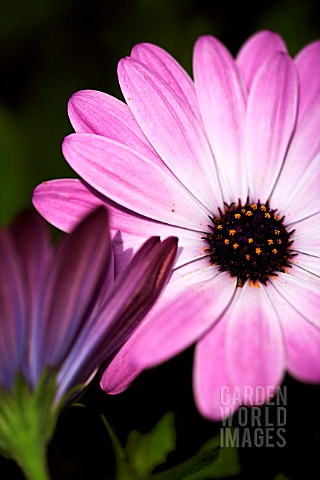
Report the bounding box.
[204,200,296,287]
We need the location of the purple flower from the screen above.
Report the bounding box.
[0,207,177,402]
[33,31,320,419]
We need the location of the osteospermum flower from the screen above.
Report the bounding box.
[33,30,320,420]
[0,207,177,479]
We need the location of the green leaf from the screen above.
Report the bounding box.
[151,444,220,480]
[125,412,176,479]
[186,428,241,479]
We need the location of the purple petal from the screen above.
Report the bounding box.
[118,57,223,210]
[236,30,287,90]
[267,281,320,382]
[57,236,178,398]
[68,90,163,164]
[193,35,247,201]
[9,211,53,387]
[62,133,209,229]
[245,53,298,201]
[39,207,113,374]
[131,42,202,124]
[0,230,26,389]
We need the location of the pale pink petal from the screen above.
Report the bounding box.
[194,317,240,420]
[131,43,202,124]
[226,283,285,401]
[68,90,163,165]
[291,212,320,256]
[236,30,287,90]
[193,35,247,201]
[62,133,209,229]
[294,253,320,278]
[245,53,298,201]
[272,104,320,205]
[101,264,237,394]
[274,152,320,223]
[266,282,320,382]
[270,272,320,329]
[118,57,223,210]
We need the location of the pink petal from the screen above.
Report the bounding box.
[275,152,320,223]
[193,35,247,201]
[194,317,240,420]
[101,263,237,394]
[131,43,202,124]
[267,282,320,382]
[236,30,287,91]
[33,179,105,232]
[68,90,163,165]
[118,57,223,210]
[272,42,320,204]
[245,52,298,201]
[295,40,320,119]
[270,272,320,329]
[226,283,285,400]
[33,179,208,274]
[62,133,209,229]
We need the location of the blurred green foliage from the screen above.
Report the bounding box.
[0,0,319,225]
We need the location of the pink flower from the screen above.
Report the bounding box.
[33,31,320,419]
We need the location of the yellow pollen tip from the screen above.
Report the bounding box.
[217,225,223,230]
[248,238,253,243]
[246,254,250,260]
[275,230,280,235]
[260,205,267,211]
[234,213,241,219]
[251,204,257,210]
[272,248,278,254]
[224,239,230,244]
[233,243,239,249]
[229,229,236,236]
[256,247,262,255]
[267,239,274,245]
[264,213,271,218]
[246,211,253,216]
[277,239,282,244]
[241,208,246,214]
[274,214,280,220]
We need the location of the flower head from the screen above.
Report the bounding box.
[33,31,320,420]
[0,207,177,474]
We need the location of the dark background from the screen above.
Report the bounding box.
[0,0,320,478]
